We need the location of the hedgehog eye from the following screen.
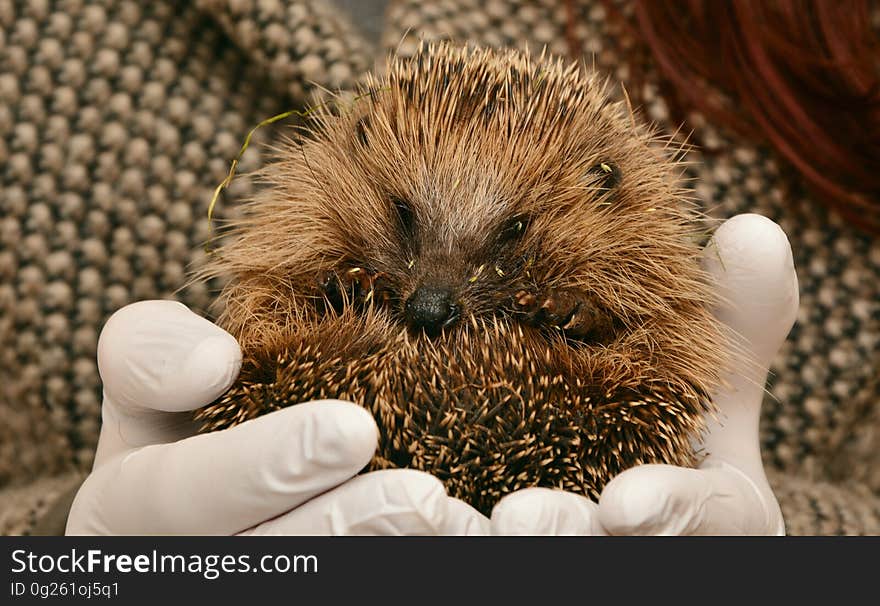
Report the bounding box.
[499,214,530,245]
[586,161,621,193]
[391,195,416,238]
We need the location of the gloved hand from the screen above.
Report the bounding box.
[490,213,799,535]
[66,300,488,535]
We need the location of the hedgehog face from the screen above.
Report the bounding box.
[311,60,638,341]
[208,42,720,396]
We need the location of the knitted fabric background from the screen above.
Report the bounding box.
[0,0,371,532]
[1,0,878,534]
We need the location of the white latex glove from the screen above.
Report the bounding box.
[66,300,488,535]
[490,213,799,535]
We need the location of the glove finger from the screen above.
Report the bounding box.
[490,488,606,536]
[98,300,242,415]
[702,213,798,374]
[440,498,490,536]
[95,300,243,460]
[699,214,797,491]
[597,463,778,535]
[67,401,377,535]
[240,470,450,536]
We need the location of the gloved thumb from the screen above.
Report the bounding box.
[98,300,242,415]
[94,300,241,463]
[702,213,798,375]
[698,214,797,487]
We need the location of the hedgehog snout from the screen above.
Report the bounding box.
[404,284,461,337]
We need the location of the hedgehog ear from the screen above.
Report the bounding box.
[585,162,621,196]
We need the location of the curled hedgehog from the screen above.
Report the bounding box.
[196,43,727,516]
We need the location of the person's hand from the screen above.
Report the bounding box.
[490,213,799,535]
[66,300,488,535]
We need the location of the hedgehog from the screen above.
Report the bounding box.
[195,42,727,517]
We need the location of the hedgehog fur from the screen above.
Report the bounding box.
[196,42,727,517]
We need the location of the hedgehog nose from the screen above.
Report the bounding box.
[405,285,460,335]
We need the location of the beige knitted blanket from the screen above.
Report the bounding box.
[1,0,877,535]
